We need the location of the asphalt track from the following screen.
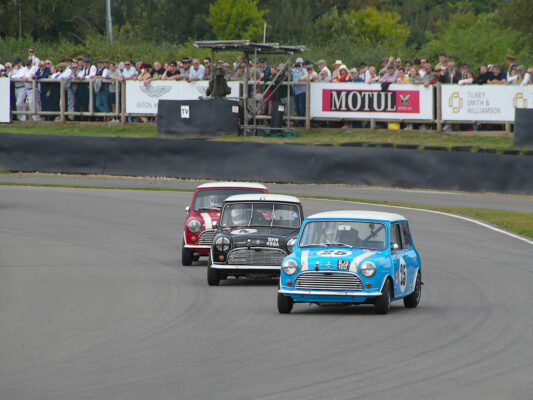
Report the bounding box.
[1,184,533,400]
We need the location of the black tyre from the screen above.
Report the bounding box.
[375,279,391,315]
[181,240,194,266]
[207,257,220,286]
[277,292,294,314]
[404,271,421,308]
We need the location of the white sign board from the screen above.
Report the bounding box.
[441,85,533,122]
[126,80,240,114]
[310,83,434,120]
[0,78,11,123]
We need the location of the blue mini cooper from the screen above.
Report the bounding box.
[277,211,422,314]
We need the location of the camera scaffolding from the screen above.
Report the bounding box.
[194,40,305,135]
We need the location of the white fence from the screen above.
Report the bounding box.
[2,78,533,127]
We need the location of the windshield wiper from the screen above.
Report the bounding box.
[197,207,220,211]
[325,242,352,248]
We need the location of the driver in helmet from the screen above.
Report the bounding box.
[231,206,251,226]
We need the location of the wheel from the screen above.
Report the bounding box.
[404,271,421,308]
[207,257,220,286]
[375,279,391,315]
[277,292,293,314]
[181,240,194,266]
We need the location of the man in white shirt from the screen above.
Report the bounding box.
[120,61,138,81]
[187,59,205,82]
[11,58,27,120]
[13,59,38,121]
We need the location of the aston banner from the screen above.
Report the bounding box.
[310,83,434,120]
[0,78,11,123]
[441,85,533,122]
[125,80,240,115]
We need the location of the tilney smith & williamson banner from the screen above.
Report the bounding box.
[441,85,533,122]
[310,83,434,120]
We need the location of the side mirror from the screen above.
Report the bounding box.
[185,206,190,216]
[213,221,218,229]
[391,243,400,252]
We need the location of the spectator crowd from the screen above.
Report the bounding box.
[1,47,532,124]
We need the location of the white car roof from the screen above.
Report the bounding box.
[196,182,267,190]
[307,210,406,222]
[224,193,301,203]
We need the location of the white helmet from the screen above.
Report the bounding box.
[231,207,249,225]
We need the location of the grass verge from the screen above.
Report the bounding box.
[0,122,518,150]
[1,181,531,239]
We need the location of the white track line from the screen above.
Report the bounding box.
[309,198,533,247]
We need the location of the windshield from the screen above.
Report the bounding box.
[193,189,264,211]
[299,220,387,250]
[221,203,301,228]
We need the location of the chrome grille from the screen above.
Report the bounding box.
[228,248,287,266]
[198,230,216,245]
[295,271,363,291]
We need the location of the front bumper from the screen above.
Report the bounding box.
[279,288,382,303]
[212,264,280,271]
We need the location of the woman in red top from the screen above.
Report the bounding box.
[333,65,349,82]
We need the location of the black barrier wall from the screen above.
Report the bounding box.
[1,133,532,194]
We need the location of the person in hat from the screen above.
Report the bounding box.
[379,64,398,83]
[290,57,307,121]
[206,62,231,98]
[137,62,152,83]
[332,64,349,82]
[332,59,342,80]
[181,58,192,79]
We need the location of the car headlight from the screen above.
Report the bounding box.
[215,236,231,252]
[187,219,202,233]
[360,261,376,277]
[282,259,298,275]
[286,238,296,253]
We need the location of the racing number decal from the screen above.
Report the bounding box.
[399,257,407,292]
[316,250,353,257]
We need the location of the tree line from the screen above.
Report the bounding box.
[0,0,531,67]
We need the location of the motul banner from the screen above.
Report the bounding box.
[310,83,433,120]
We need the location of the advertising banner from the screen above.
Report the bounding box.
[310,83,434,120]
[0,78,11,123]
[441,85,533,122]
[126,80,240,114]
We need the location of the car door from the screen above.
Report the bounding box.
[400,221,418,292]
[390,223,407,297]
